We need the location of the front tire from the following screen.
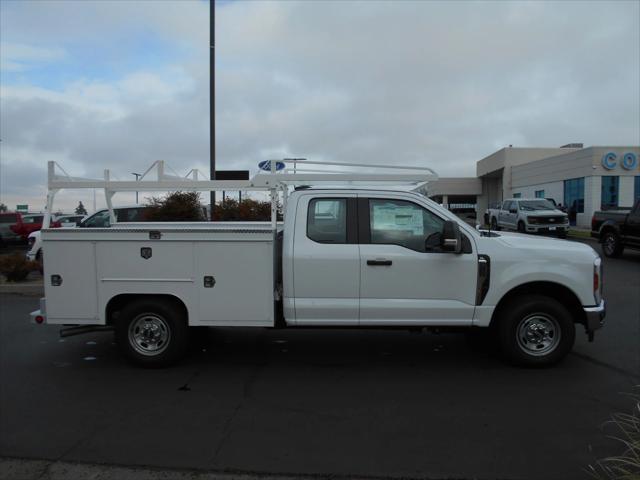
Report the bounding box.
[498,294,575,367]
[115,298,189,368]
[517,221,526,233]
[602,231,623,258]
[491,217,500,231]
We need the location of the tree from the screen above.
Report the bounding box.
[75,201,87,215]
[0,203,7,212]
[144,191,205,221]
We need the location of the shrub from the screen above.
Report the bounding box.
[0,253,39,282]
[144,191,205,221]
[213,198,282,221]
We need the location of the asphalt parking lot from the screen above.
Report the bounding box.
[0,241,638,480]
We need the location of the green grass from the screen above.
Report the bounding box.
[568,229,593,239]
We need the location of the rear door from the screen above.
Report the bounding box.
[358,195,477,325]
[291,194,359,325]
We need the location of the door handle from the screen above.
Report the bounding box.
[367,259,392,266]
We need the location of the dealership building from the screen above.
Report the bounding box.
[426,145,640,227]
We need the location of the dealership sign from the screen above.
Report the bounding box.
[601,152,638,170]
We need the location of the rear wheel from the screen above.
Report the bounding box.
[602,231,623,258]
[498,294,575,367]
[115,298,189,368]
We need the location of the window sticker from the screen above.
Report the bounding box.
[372,203,423,236]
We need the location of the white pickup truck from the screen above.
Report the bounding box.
[31,160,605,368]
[488,198,570,238]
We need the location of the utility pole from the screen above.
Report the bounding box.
[210,0,216,220]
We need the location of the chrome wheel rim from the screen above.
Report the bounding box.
[604,234,616,255]
[128,314,171,356]
[516,313,560,356]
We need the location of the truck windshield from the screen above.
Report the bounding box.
[519,200,555,211]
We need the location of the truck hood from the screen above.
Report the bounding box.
[489,231,597,259]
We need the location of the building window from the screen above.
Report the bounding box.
[534,190,545,198]
[564,178,584,225]
[635,176,640,201]
[601,176,619,209]
[512,192,522,198]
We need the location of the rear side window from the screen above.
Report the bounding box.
[307,198,347,244]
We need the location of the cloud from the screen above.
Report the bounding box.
[0,0,639,212]
[0,42,67,72]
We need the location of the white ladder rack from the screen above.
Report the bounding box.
[44,159,438,228]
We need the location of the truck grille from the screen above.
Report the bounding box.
[530,216,566,224]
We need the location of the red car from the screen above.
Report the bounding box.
[2,213,60,243]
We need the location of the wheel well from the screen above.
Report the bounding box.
[105,294,188,325]
[491,282,586,327]
[599,225,618,239]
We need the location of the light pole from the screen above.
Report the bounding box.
[132,172,141,204]
[210,0,216,219]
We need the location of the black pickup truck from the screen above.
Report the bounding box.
[591,199,640,257]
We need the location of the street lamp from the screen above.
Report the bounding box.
[132,172,141,204]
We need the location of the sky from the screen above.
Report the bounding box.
[1,0,639,212]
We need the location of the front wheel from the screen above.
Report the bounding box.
[602,231,623,258]
[115,298,189,368]
[491,217,500,231]
[517,221,526,233]
[498,294,575,367]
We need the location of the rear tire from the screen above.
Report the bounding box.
[601,231,623,258]
[498,294,575,367]
[115,298,189,368]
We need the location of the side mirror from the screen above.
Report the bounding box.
[442,220,462,253]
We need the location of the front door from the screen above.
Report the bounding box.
[291,194,360,325]
[358,195,477,325]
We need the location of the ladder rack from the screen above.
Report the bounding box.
[43,159,438,228]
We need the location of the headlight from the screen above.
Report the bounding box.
[527,217,538,225]
[594,257,602,303]
[28,237,36,247]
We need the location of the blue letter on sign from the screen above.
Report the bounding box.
[602,152,617,170]
[622,152,637,170]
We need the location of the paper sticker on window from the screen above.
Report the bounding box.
[371,204,423,235]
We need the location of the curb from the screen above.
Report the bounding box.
[0,283,44,295]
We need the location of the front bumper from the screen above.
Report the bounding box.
[526,224,569,233]
[584,299,606,332]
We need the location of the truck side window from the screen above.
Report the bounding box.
[369,199,444,252]
[83,210,110,228]
[307,198,347,244]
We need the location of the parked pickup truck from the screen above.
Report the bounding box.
[488,198,569,238]
[591,199,640,257]
[32,172,606,368]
